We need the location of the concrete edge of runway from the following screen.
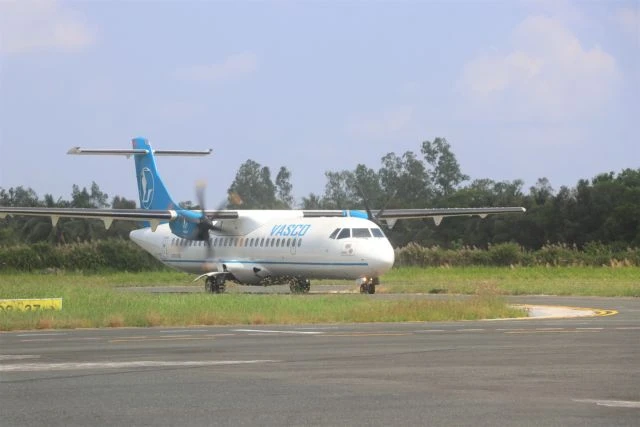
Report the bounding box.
[513,304,616,319]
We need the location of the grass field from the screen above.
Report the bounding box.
[379,266,640,297]
[1,266,637,330]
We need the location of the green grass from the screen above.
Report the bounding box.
[0,271,524,330]
[378,266,640,297]
[2,266,637,330]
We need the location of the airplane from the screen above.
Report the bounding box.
[0,137,526,294]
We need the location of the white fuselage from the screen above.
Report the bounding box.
[129,212,395,285]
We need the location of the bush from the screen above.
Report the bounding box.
[0,240,165,272]
[488,243,522,266]
[394,242,639,268]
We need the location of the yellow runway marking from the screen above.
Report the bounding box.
[593,309,618,316]
[0,298,62,311]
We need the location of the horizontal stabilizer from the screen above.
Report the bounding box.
[67,147,212,156]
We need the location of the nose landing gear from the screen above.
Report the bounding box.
[358,277,379,294]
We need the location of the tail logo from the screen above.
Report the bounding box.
[140,167,155,209]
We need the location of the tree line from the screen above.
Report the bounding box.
[2,137,639,251]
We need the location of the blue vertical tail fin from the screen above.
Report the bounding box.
[68,137,212,233]
[131,137,179,210]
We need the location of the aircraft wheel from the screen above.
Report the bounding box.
[290,278,310,294]
[205,277,214,293]
[289,280,299,294]
[213,276,226,294]
[359,281,376,294]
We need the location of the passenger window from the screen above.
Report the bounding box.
[298,238,302,247]
[352,228,371,238]
[271,238,275,247]
[260,238,265,247]
[371,228,385,238]
[286,238,291,247]
[337,228,351,239]
[329,228,340,239]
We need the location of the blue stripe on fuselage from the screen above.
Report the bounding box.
[162,259,368,266]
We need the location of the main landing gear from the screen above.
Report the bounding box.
[289,277,311,294]
[205,275,226,294]
[358,277,379,294]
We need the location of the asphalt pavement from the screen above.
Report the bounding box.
[1,295,639,426]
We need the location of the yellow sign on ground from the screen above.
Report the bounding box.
[0,298,63,312]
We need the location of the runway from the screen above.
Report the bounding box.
[1,296,639,426]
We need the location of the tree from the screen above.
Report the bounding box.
[321,171,357,209]
[227,160,278,209]
[301,193,324,209]
[275,167,294,208]
[421,137,469,197]
[71,182,109,208]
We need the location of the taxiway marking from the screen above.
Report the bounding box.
[0,359,279,372]
[233,329,323,335]
[573,399,640,408]
[0,355,40,361]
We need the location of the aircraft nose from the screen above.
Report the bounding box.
[370,242,395,275]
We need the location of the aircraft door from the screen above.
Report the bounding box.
[290,237,297,255]
[162,236,169,258]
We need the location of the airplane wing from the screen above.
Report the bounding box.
[1,205,523,232]
[0,207,176,230]
[375,207,525,227]
[302,207,526,227]
[0,207,241,231]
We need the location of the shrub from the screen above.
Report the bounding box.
[488,243,522,266]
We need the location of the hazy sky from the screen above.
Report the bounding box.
[1,0,638,207]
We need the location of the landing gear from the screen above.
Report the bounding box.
[358,277,378,294]
[289,277,311,294]
[205,275,226,294]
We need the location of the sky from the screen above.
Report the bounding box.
[0,0,638,208]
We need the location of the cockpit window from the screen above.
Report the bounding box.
[329,228,340,239]
[352,228,372,238]
[337,228,351,239]
[371,228,385,238]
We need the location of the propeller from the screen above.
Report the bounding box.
[194,181,223,262]
[354,180,397,228]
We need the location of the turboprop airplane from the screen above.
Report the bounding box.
[0,137,526,294]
